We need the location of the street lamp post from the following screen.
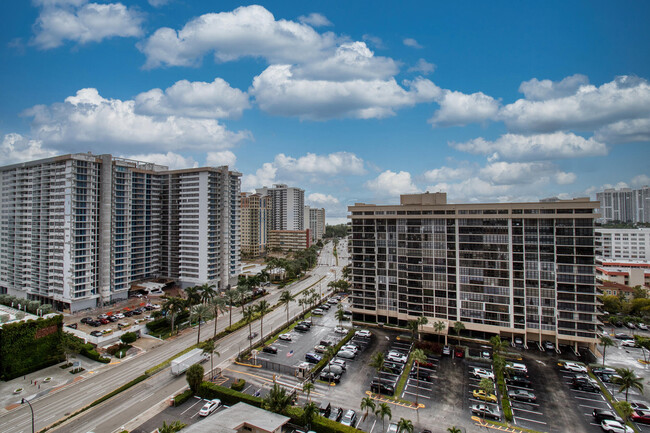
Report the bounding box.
[22,398,34,433]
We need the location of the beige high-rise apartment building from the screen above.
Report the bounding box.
[348,192,600,351]
[256,184,304,231]
[304,206,325,243]
[241,192,272,256]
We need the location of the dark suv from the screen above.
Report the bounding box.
[506,376,532,388]
[593,409,620,423]
[262,346,278,354]
[370,380,395,395]
[573,379,599,393]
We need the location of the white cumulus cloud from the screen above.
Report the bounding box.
[422,166,472,183]
[429,89,500,127]
[307,193,339,205]
[0,133,58,165]
[242,162,277,191]
[408,58,435,75]
[478,161,575,186]
[518,74,590,101]
[595,117,650,144]
[403,38,422,48]
[32,0,143,49]
[451,132,608,161]
[365,170,419,197]
[23,88,250,153]
[298,12,332,27]
[135,78,250,119]
[206,150,237,167]
[274,152,366,175]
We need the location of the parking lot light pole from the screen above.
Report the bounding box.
[21,398,34,433]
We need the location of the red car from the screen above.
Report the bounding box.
[414,360,435,368]
[99,318,110,325]
[455,347,465,358]
[632,410,650,424]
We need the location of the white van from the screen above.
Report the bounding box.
[506,362,528,374]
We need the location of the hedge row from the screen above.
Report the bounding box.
[311,330,355,373]
[81,344,110,363]
[173,389,194,407]
[198,382,263,407]
[89,374,149,408]
[285,405,363,433]
[231,379,246,391]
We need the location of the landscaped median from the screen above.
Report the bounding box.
[588,365,641,433]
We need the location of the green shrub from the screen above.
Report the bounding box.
[80,344,110,363]
[231,379,246,391]
[173,389,194,406]
[198,382,263,407]
[89,374,148,408]
[120,332,137,345]
[312,330,354,373]
[501,397,513,421]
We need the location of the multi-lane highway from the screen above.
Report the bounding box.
[0,240,347,433]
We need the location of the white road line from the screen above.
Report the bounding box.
[513,407,543,415]
[515,416,548,425]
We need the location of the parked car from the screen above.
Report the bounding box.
[123,311,134,317]
[199,399,221,417]
[506,362,528,374]
[454,347,465,358]
[593,367,617,375]
[314,345,327,353]
[415,359,434,368]
[638,323,648,330]
[514,337,524,346]
[319,401,331,417]
[601,419,634,432]
[132,308,142,315]
[305,352,322,363]
[337,350,356,360]
[334,326,347,334]
[66,323,78,329]
[442,345,451,356]
[107,315,118,322]
[564,362,587,373]
[506,376,532,388]
[631,409,650,424]
[312,309,324,316]
[330,358,347,370]
[355,330,372,338]
[543,340,555,351]
[472,389,497,403]
[573,379,600,392]
[320,371,341,383]
[615,333,634,340]
[262,346,278,354]
[298,321,312,328]
[294,324,310,332]
[630,402,650,411]
[99,318,110,325]
[278,333,292,341]
[90,330,103,337]
[87,320,101,327]
[328,298,339,304]
[80,317,93,324]
[508,389,536,402]
[471,368,495,380]
[328,407,343,422]
[625,322,637,330]
[320,304,331,310]
[114,313,125,319]
[471,404,500,420]
[622,339,638,347]
[341,345,359,354]
[340,410,357,427]
[370,380,395,395]
[323,364,344,375]
[409,369,432,381]
[387,423,399,433]
[593,409,621,423]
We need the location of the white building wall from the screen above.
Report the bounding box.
[597,228,650,262]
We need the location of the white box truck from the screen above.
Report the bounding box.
[170,348,209,375]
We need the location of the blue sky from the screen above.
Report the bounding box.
[1,1,649,223]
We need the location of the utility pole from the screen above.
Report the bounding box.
[22,398,34,433]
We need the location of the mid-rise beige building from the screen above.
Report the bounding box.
[268,229,311,252]
[241,192,271,256]
[348,192,600,351]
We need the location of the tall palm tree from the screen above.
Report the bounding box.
[490,335,508,357]
[614,367,644,401]
[303,401,318,430]
[335,304,346,327]
[184,286,202,308]
[360,396,376,421]
[263,383,292,414]
[397,418,414,433]
[302,382,314,402]
[433,320,445,344]
[243,305,256,352]
[237,285,250,316]
[369,352,386,395]
[162,296,186,336]
[224,289,237,328]
[599,335,614,366]
[407,320,419,342]
[190,304,212,345]
[453,321,465,343]
[418,316,429,341]
[200,283,216,304]
[200,340,220,381]
[256,300,272,343]
[279,290,295,326]
[411,349,427,408]
[374,403,392,432]
[209,296,226,338]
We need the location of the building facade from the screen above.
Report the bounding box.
[597,186,650,223]
[596,261,650,288]
[256,184,304,231]
[596,228,650,262]
[348,192,600,350]
[304,206,325,243]
[268,230,311,252]
[241,192,271,256]
[0,154,240,312]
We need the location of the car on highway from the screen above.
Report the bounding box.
[471,404,500,420]
[563,362,587,373]
[278,333,292,341]
[305,352,322,363]
[340,409,357,427]
[334,326,347,334]
[601,419,634,432]
[199,399,221,417]
[471,368,494,380]
[337,350,356,360]
[472,389,497,403]
[355,330,371,338]
[248,332,258,340]
[508,389,536,402]
[262,346,278,354]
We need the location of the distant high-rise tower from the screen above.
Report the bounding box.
[304,206,325,242]
[256,184,305,231]
[241,192,271,256]
[597,186,650,223]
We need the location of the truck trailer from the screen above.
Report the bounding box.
[170,348,209,375]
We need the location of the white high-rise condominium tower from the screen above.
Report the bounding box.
[256,184,305,231]
[304,206,325,242]
[597,186,650,223]
[0,153,240,312]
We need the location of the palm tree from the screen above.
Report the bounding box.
[279,290,295,326]
[256,300,272,343]
[614,367,644,401]
[224,289,238,328]
[243,305,256,352]
[433,320,445,344]
[303,401,318,430]
[407,320,419,342]
[374,402,392,432]
[184,286,202,308]
[599,335,614,366]
[418,316,429,342]
[263,383,292,413]
[158,420,186,433]
[190,304,212,345]
[447,427,462,433]
[360,396,376,421]
[479,377,495,399]
[369,352,386,395]
[209,296,226,338]
[237,285,250,316]
[411,349,427,408]
[200,283,216,304]
[397,417,413,433]
[453,321,465,343]
[335,304,346,327]
[302,382,314,402]
[162,296,186,336]
[490,335,508,357]
[200,340,220,381]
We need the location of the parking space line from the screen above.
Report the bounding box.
[515,416,547,425]
[512,407,542,415]
[511,400,539,407]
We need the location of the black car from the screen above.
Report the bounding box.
[328,407,343,422]
[409,370,433,382]
[298,321,312,328]
[593,409,620,423]
[132,308,143,315]
[320,371,341,383]
[123,311,134,317]
[294,324,310,332]
[319,401,331,417]
[262,346,278,354]
[370,380,395,395]
[80,317,93,324]
[66,323,78,329]
[506,376,532,388]
[615,333,634,340]
[107,315,118,322]
[90,330,103,337]
[248,332,259,340]
[573,380,599,392]
[87,320,101,327]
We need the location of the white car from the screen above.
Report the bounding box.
[199,399,221,417]
[621,339,637,348]
[472,368,495,380]
[278,333,292,341]
[341,344,359,353]
[387,353,407,363]
[334,326,347,334]
[114,313,125,319]
[387,422,399,433]
[506,362,528,374]
[638,323,648,330]
[355,330,372,338]
[564,362,587,373]
[601,419,634,433]
[330,358,347,369]
[312,309,324,316]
